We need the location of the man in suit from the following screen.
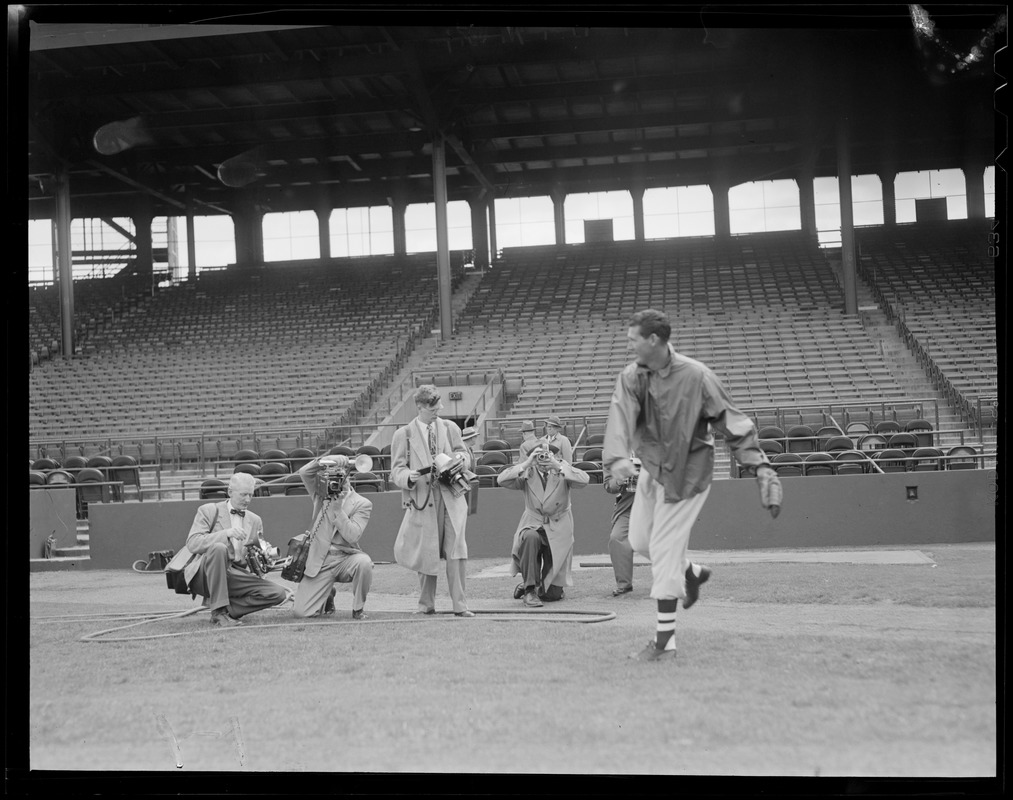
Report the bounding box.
[517,419,540,459]
[604,456,639,597]
[390,384,477,617]
[291,454,374,620]
[497,442,589,607]
[185,471,288,627]
[541,414,574,462]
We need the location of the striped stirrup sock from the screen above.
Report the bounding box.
[655,599,678,651]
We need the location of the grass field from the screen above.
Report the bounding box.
[21,543,996,785]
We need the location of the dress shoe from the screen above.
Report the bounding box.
[413,608,436,615]
[513,583,525,600]
[454,610,476,617]
[630,641,676,662]
[611,586,633,597]
[352,608,367,620]
[210,609,243,627]
[523,590,543,608]
[682,565,711,610]
[323,591,336,616]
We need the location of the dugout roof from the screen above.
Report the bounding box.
[18,7,1004,221]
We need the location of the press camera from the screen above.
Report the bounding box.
[323,454,374,496]
[244,541,280,576]
[432,452,472,497]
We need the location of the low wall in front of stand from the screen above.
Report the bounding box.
[84,470,995,570]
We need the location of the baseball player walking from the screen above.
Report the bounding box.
[603,309,782,661]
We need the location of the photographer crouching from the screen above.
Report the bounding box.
[291,455,374,620]
[496,443,590,607]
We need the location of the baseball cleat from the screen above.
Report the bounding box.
[630,641,677,662]
[682,564,711,610]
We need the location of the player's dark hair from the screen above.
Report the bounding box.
[629,309,671,342]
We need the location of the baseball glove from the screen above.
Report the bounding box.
[756,464,783,518]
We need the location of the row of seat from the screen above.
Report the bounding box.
[737,446,982,477]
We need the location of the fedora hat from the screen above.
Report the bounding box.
[520,420,535,433]
[461,426,479,441]
[544,415,564,428]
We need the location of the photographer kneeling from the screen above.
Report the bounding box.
[291,455,374,620]
[497,443,589,608]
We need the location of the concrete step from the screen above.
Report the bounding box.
[30,556,91,572]
[53,545,91,558]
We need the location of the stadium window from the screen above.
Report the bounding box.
[192,215,236,270]
[330,206,394,258]
[894,168,967,223]
[564,190,634,243]
[64,217,136,280]
[405,201,472,253]
[263,210,320,262]
[152,216,184,282]
[813,174,884,247]
[493,196,555,249]
[984,165,995,218]
[28,219,54,284]
[729,179,800,234]
[643,185,715,239]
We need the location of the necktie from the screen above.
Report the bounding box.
[428,423,437,456]
[230,508,245,518]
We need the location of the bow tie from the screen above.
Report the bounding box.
[230,509,246,518]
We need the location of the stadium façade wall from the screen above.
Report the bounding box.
[74,470,996,570]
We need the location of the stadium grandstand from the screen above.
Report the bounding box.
[18,15,999,566]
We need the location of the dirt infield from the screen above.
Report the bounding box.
[22,544,996,781]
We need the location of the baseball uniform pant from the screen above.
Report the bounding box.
[628,471,710,601]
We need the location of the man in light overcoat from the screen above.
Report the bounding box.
[390,384,476,616]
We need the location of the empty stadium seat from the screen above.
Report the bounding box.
[822,435,854,453]
[873,449,909,473]
[46,469,75,486]
[478,451,510,467]
[62,455,89,473]
[911,447,943,471]
[199,479,229,499]
[287,448,316,471]
[803,452,835,477]
[905,419,935,447]
[785,426,816,454]
[946,446,978,470]
[573,460,603,483]
[351,472,383,492]
[474,464,500,487]
[75,467,108,513]
[771,452,804,476]
[834,450,868,475]
[110,455,141,498]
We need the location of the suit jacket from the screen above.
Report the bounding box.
[390,416,472,574]
[296,457,373,579]
[497,460,589,590]
[185,501,265,588]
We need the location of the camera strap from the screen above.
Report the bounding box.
[304,496,332,546]
[405,424,435,511]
